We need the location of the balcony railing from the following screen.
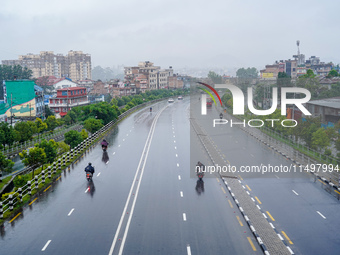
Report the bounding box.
[49,101,89,107]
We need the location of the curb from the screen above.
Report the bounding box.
[221,177,295,255]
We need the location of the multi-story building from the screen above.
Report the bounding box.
[48,87,89,117]
[67,50,91,81]
[260,64,280,79]
[124,61,179,91]
[168,75,184,89]
[285,59,297,78]
[2,50,91,81]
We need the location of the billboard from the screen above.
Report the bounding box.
[0,80,36,116]
[262,72,274,78]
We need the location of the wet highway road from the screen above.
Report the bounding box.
[191,96,340,255]
[0,98,261,255]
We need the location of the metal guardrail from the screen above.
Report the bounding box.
[2,124,82,157]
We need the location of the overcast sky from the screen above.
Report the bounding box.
[0,0,339,71]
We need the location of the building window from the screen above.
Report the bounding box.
[62,91,67,96]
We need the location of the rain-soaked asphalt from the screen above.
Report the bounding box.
[0,98,261,255]
[191,95,340,255]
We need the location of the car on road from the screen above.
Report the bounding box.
[168,98,174,103]
[178,96,183,100]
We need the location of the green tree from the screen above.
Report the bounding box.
[111,98,118,106]
[297,69,320,98]
[291,117,321,147]
[0,122,15,148]
[80,129,88,140]
[45,106,54,118]
[27,121,38,135]
[0,151,14,173]
[57,141,70,154]
[236,67,258,79]
[36,139,58,163]
[311,128,330,151]
[117,98,125,107]
[64,130,83,148]
[35,117,48,136]
[83,118,103,133]
[45,115,59,131]
[207,71,223,84]
[81,102,118,125]
[65,109,77,124]
[63,115,72,125]
[19,147,47,178]
[326,69,339,78]
[0,64,33,80]
[14,121,33,142]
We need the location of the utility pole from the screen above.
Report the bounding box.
[67,87,69,115]
[10,93,13,126]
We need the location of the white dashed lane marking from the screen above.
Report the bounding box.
[317,211,326,219]
[42,240,52,251]
[68,208,75,216]
[187,245,192,255]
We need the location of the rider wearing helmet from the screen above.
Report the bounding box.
[85,162,95,175]
[196,161,204,172]
[101,139,108,147]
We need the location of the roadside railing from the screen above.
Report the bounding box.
[2,124,82,157]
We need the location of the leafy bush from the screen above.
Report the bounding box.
[1,191,19,202]
[14,175,30,187]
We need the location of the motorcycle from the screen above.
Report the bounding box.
[197,171,204,181]
[102,144,107,152]
[86,172,93,182]
[196,161,205,181]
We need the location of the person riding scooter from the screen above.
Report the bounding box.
[85,162,95,176]
[101,139,108,151]
[196,161,205,180]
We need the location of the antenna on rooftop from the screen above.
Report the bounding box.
[297,40,300,56]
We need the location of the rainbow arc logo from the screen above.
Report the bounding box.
[197,82,223,115]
